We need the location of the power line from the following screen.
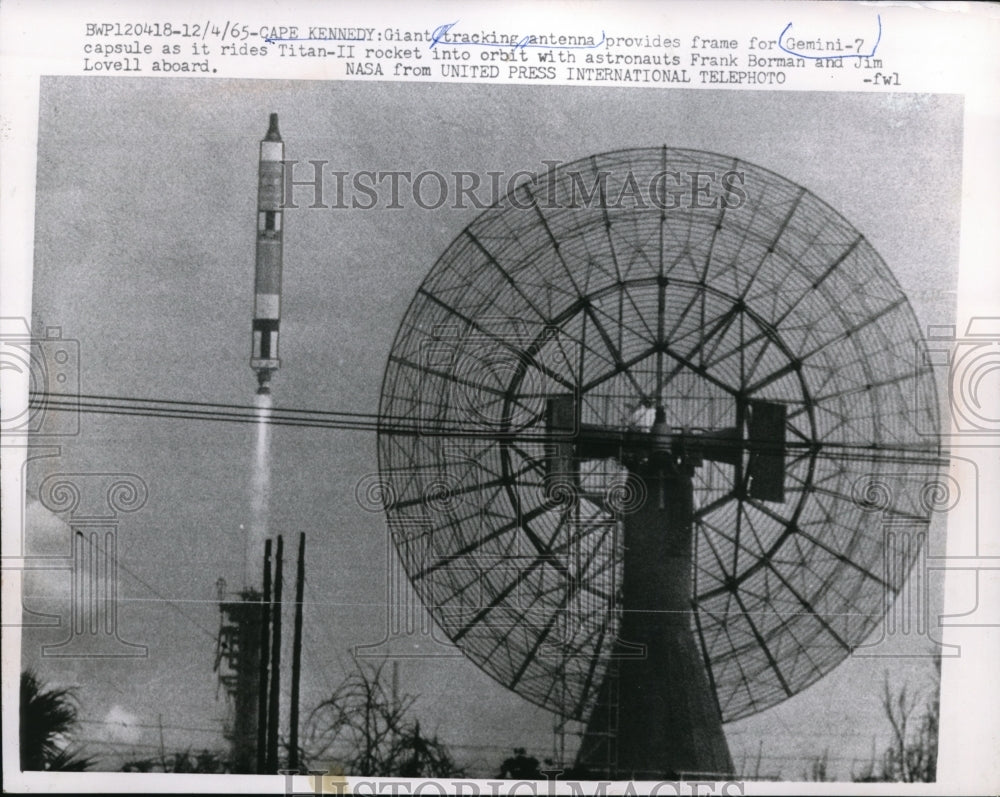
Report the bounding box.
[113,565,220,644]
[56,526,222,644]
[32,390,409,429]
[30,390,945,467]
[73,710,909,746]
[303,574,351,688]
[78,718,224,734]
[75,737,228,752]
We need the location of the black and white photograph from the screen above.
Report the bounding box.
[2,3,998,794]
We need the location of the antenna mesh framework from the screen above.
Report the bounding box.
[376,148,941,723]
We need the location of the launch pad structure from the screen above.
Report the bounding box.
[216,535,305,774]
[215,587,263,774]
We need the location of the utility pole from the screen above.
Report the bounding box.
[158,713,167,771]
[256,538,272,774]
[266,535,284,772]
[289,532,306,771]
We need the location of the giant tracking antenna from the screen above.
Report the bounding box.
[376,148,942,779]
[21,146,943,779]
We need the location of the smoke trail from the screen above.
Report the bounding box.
[248,391,272,587]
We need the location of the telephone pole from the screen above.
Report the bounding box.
[289,533,306,771]
[256,539,273,773]
[266,535,284,772]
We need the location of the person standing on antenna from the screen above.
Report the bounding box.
[629,398,657,433]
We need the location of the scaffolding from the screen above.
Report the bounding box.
[215,585,264,773]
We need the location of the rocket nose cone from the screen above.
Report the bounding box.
[265,113,281,142]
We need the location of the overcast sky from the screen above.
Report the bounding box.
[22,77,962,778]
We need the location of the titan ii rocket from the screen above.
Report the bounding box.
[250,113,284,395]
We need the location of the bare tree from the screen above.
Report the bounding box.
[880,663,939,782]
[854,655,940,783]
[882,672,918,781]
[802,749,832,782]
[390,719,462,778]
[305,658,463,778]
[851,737,880,783]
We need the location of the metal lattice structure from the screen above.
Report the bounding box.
[376,147,941,729]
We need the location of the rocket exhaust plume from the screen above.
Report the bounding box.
[248,391,272,583]
[251,113,284,395]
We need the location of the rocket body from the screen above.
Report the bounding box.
[251,113,284,394]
